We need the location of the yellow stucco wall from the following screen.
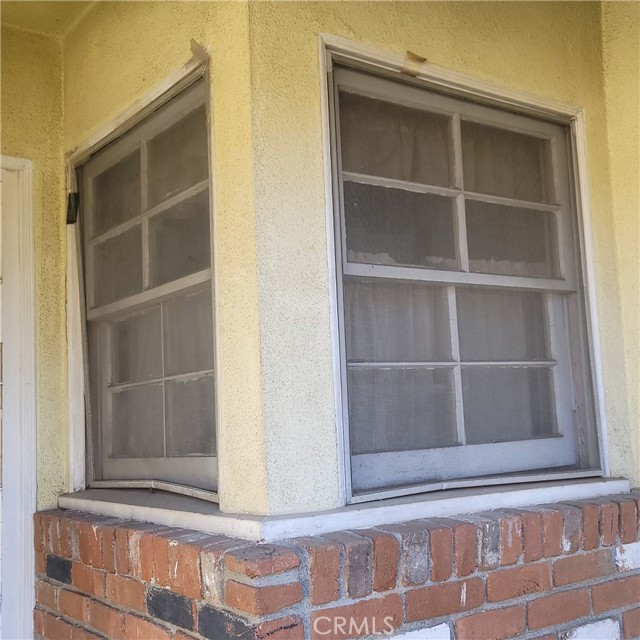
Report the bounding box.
[1,26,67,509]
[3,1,637,514]
[247,0,637,512]
[601,0,640,487]
[63,1,269,515]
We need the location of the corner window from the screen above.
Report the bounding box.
[331,67,601,499]
[80,79,217,492]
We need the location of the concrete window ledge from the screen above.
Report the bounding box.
[58,477,631,542]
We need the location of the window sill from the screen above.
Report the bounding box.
[58,477,630,542]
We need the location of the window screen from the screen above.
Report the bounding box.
[81,79,217,491]
[332,67,600,497]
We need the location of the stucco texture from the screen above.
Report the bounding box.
[601,1,640,486]
[246,1,637,511]
[1,25,67,509]
[63,1,269,515]
[2,1,638,515]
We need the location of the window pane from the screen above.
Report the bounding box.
[344,182,456,269]
[461,121,553,202]
[466,200,557,277]
[149,189,211,287]
[93,151,141,237]
[148,105,209,206]
[339,91,452,187]
[462,366,556,444]
[112,384,164,458]
[348,367,457,454]
[111,307,162,384]
[94,225,143,307]
[346,279,451,362]
[163,288,214,376]
[457,288,549,361]
[166,376,216,457]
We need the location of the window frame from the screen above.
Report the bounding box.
[67,63,220,502]
[321,36,608,505]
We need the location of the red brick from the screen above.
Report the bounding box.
[76,521,102,568]
[356,530,399,592]
[623,608,640,639]
[558,505,582,554]
[51,517,73,559]
[36,550,46,575]
[225,580,302,616]
[39,513,55,555]
[450,520,477,576]
[523,512,544,562]
[296,537,341,605]
[487,562,552,602]
[88,600,124,640]
[123,614,172,640]
[631,491,640,540]
[42,611,74,639]
[553,549,614,586]
[592,575,640,612]
[527,588,590,629]
[310,593,402,640]
[58,589,88,623]
[600,501,619,546]
[541,509,563,558]
[126,523,172,580]
[617,498,639,543]
[200,538,245,606]
[36,579,58,610]
[71,627,103,640]
[381,522,429,585]
[463,514,500,570]
[456,605,526,640]
[438,518,478,578]
[424,521,453,581]
[100,525,117,573]
[139,531,164,583]
[34,608,45,636]
[167,538,204,600]
[225,544,300,578]
[581,503,601,550]
[115,528,130,575]
[35,513,46,553]
[326,532,374,597]
[255,616,305,640]
[500,514,523,566]
[71,563,106,598]
[105,573,146,612]
[405,578,484,621]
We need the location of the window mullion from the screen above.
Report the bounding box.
[160,301,167,458]
[452,114,469,272]
[102,323,113,475]
[447,286,466,446]
[141,142,150,290]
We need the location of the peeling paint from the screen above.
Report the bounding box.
[615,541,640,572]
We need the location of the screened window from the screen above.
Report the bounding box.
[332,67,601,498]
[81,79,217,492]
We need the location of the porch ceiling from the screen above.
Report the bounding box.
[0,1,95,37]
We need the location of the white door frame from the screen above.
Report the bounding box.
[1,156,36,640]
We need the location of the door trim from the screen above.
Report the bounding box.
[1,155,36,640]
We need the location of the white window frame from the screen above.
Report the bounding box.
[66,56,221,503]
[318,34,609,505]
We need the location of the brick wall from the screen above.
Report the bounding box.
[34,492,640,640]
